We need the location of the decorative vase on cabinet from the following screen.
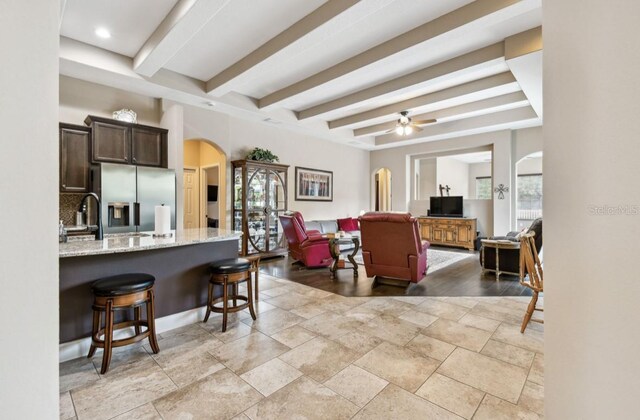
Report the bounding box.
[232,160,289,257]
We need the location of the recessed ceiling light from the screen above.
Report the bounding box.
[95,27,111,39]
[205,101,216,107]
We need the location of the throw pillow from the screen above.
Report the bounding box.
[337,217,359,231]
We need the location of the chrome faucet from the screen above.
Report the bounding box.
[79,193,103,240]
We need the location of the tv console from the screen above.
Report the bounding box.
[418,217,477,251]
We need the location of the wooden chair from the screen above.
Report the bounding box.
[519,232,544,333]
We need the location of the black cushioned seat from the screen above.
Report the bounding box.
[209,258,251,274]
[91,273,155,297]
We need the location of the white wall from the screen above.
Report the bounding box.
[513,126,543,162]
[0,1,59,417]
[463,200,493,237]
[436,156,469,198]
[516,156,542,174]
[544,1,640,418]
[59,75,162,125]
[418,159,437,199]
[183,104,370,223]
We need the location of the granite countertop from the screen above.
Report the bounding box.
[59,228,242,258]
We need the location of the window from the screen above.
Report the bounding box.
[517,173,543,230]
[475,177,492,199]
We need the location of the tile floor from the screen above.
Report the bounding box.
[60,274,544,420]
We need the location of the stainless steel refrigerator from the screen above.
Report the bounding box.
[91,163,176,234]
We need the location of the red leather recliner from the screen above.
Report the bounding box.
[358,212,429,283]
[279,211,333,267]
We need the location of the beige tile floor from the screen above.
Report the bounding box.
[60,274,544,420]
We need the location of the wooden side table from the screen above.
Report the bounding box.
[481,239,520,280]
[327,236,360,279]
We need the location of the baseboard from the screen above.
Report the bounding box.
[59,305,208,363]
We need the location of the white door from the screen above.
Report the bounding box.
[183,168,199,228]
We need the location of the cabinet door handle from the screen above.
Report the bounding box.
[132,157,137,163]
[62,184,66,188]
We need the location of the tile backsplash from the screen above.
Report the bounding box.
[60,193,84,225]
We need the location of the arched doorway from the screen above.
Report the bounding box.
[374,168,392,211]
[183,139,227,229]
[515,151,543,230]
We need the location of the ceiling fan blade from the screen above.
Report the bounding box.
[384,128,396,134]
[412,125,424,132]
[412,118,437,126]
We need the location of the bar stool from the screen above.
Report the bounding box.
[245,255,262,301]
[88,273,160,374]
[204,258,257,332]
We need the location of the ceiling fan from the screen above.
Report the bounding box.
[386,111,436,136]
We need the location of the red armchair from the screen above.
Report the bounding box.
[358,212,429,283]
[279,211,333,268]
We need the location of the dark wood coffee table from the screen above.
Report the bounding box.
[327,235,360,279]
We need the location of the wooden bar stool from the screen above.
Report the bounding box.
[245,255,261,301]
[88,273,160,374]
[204,258,256,332]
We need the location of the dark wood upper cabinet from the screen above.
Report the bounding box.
[91,121,130,163]
[84,115,168,168]
[131,126,167,167]
[59,123,91,193]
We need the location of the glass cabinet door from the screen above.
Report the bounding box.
[265,169,287,252]
[267,169,286,211]
[232,161,288,256]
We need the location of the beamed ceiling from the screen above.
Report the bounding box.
[59,0,543,150]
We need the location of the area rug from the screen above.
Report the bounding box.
[353,248,474,274]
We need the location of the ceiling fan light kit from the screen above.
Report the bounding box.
[390,110,433,136]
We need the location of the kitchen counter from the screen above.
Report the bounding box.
[59,228,244,344]
[59,228,242,258]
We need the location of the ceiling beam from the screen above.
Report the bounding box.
[353,91,528,137]
[258,0,522,108]
[505,25,541,59]
[205,0,360,96]
[297,42,505,120]
[133,0,230,77]
[60,37,370,149]
[329,71,519,129]
[375,106,539,147]
[505,26,542,117]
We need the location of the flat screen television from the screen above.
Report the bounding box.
[430,196,464,217]
[207,185,218,202]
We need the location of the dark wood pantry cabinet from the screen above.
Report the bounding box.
[59,123,91,193]
[84,115,168,168]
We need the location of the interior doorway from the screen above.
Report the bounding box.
[202,165,220,228]
[183,139,226,229]
[375,168,392,211]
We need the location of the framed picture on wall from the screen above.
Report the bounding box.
[295,167,333,201]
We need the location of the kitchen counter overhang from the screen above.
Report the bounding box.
[59,228,243,343]
[59,228,241,258]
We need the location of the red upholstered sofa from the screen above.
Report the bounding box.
[358,212,429,283]
[279,211,333,267]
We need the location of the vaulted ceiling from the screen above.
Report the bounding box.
[59,0,542,150]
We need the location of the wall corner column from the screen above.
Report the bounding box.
[161,100,184,227]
